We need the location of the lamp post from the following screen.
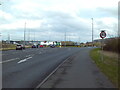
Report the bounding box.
[65,31,66,47]
[24,22,26,46]
[91,18,94,47]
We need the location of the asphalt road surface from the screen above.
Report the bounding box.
[2,47,84,88]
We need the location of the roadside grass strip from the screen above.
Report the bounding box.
[90,48,118,88]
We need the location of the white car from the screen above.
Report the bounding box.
[16,44,25,50]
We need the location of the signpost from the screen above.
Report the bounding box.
[100,30,106,61]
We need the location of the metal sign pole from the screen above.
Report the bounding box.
[100,30,106,62]
[101,38,103,61]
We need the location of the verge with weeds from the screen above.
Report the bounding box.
[90,48,118,88]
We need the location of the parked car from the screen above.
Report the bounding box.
[16,44,25,50]
[32,45,36,48]
[40,45,43,48]
[32,44,38,48]
[50,45,55,48]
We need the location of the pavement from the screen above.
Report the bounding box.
[41,48,115,88]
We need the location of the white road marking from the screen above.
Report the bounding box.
[0,58,19,64]
[17,57,32,64]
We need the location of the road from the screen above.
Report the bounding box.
[2,47,83,88]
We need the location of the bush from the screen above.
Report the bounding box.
[103,38,119,53]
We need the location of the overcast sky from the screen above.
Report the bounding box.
[0,0,119,42]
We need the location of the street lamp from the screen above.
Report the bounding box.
[91,18,94,47]
[64,31,66,47]
[24,22,26,46]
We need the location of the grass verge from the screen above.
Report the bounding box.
[1,45,31,51]
[90,48,118,88]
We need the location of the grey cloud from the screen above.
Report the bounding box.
[77,7,117,19]
[1,0,118,42]
[96,7,117,17]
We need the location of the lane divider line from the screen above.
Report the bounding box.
[17,57,32,64]
[0,58,20,64]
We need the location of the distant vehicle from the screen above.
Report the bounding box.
[40,45,43,48]
[32,44,38,48]
[16,44,25,50]
[50,45,55,48]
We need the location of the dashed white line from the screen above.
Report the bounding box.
[0,58,20,64]
[17,59,27,64]
[17,57,32,64]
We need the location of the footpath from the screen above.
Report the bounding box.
[41,48,115,88]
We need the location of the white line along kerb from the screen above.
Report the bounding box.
[17,57,32,64]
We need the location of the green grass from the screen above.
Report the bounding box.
[90,48,118,88]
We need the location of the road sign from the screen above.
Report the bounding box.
[100,31,106,38]
[100,30,106,61]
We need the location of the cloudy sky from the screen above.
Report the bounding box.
[0,0,119,42]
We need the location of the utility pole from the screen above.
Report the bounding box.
[29,30,30,41]
[91,18,94,47]
[34,32,35,41]
[7,33,10,44]
[48,31,51,41]
[79,36,80,45]
[24,22,26,46]
[8,33,10,44]
[28,29,30,43]
[65,31,66,47]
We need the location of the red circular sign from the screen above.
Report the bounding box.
[100,31,106,38]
